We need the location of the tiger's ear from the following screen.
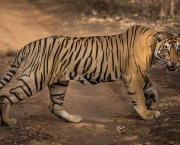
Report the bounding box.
[156,32,164,42]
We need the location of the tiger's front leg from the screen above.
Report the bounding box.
[48,82,82,123]
[125,74,160,120]
[143,75,158,110]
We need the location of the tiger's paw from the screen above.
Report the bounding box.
[1,118,17,126]
[140,110,160,120]
[66,115,82,123]
[134,106,160,120]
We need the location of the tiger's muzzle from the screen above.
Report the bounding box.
[166,63,177,72]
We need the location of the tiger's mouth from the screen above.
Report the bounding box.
[166,64,176,71]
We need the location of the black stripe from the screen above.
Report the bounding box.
[96,51,104,82]
[130,26,134,48]
[64,37,70,48]
[60,60,67,70]
[40,73,43,91]
[128,91,136,95]
[83,58,88,70]
[3,78,10,83]
[0,82,5,86]
[51,83,68,87]
[83,57,92,73]
[10,91,23,101]
[111,50,114,71]
[19,86,31,97]
[19,79,32,96]
[7,73,12,77]
[105,37,108,61]
[142,28,150,34]
[92,66,97,77]
[74,44,82,61]
[115,38,119,62]
[34,66,39,91]
[95,41,99,59]
[0,95,13,105]
[132,25,138,47]
[9,70,16,75]
[69,41,75,53]
[104,65,108,80]
[74,40,80,51]
[115,66,118,79]
[64,52,74,69]
[51,36,57,49]
[138,65,144,78]
[140,27,146,34]
[126,74,132,87]
[61,49,69,61]
[82,39,88,58]
[51,93,65,97]
[126,29,129,48]
[74,59,81,76]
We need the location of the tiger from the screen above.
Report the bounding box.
[0,25,180,126]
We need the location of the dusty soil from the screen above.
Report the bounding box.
[0,0,180,145]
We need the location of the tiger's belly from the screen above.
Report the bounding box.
[69,74,118,85]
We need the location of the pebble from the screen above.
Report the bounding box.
[106,17,114,22]
[141,126,150,134]
[115,16,121,21]
[92,10,98,16]
[117,125,126,134]
[91,133,98,137]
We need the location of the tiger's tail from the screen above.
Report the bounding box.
[0,47,26,89]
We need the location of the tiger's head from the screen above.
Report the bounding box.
[154,32,180,71]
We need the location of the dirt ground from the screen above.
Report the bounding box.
[1,0,180,145]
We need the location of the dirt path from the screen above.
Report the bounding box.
[0,0,180,145]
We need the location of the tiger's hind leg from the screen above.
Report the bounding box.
[0,79,36,126]
[48,81,82,123]
[0,95,17,126]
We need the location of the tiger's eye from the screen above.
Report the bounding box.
[163,45,169,52]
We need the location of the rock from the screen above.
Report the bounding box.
[92,10,98,16]
[34,125,41,130]
[106,17,114,22]
[98,18,105,23]
[115,16,121,21]
[88,17,97,23]
[105,126,109,129]
[117,125,126,133]
[141,126,150,134]
[91,133,98,137]
[163,118,169,122]
[134,13,138,16]
[161,123,169,127]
